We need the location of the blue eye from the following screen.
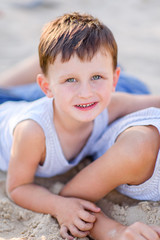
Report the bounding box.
[92,75,101,80]
[66,78,76,83]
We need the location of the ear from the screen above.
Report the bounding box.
[37,74,54,98]
[112,66,121,92]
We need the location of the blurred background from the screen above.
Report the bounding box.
[0,0,160,93]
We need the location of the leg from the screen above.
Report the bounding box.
[61,125,160,201]
[0,55,41,87]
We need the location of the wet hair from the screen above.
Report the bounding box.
[38,12,118,75]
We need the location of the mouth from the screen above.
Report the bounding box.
[74,102,98,110]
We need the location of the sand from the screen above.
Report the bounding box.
[1,160,160,240]
[1,159,160,240]
[0,0,160,239]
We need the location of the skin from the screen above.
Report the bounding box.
[61,125,160,240]
[6,49,160,239]
[0,55,41,87]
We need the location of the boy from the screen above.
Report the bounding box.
[1,12,160,239]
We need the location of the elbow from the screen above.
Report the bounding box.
[5,180,17,202]
[6,184,14,201]
[59,185,72,197]
[59,187,66,196]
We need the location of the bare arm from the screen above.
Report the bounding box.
[108,92,160,124]
[60,127,147,201]
[7,120,58,214]
[60,125,160,239]
[0,55,41,87]
[7,120,100,239]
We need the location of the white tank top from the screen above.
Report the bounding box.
[0,97,108,177]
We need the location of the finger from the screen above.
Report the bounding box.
[125,222,160,240]
[139,223,160,240]
[122,227,146,240]
[69,224,89,238]
[151,225,160,237]
[74,218,93,231]
[60,225,74,240]
[79,209,96,223]
[82,200,101,213]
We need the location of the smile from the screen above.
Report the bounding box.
[75,102,98,110]
[76,103,95,108]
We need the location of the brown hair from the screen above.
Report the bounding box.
[38,12,118,75]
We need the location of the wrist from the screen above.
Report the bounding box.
[90,211,125,240]
[50,195,66,218]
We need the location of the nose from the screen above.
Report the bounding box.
[78,81,93,99]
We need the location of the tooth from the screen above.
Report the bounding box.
[76,103,95,107]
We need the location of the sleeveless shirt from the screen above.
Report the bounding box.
[0,97,108,177]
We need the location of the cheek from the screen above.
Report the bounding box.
[99,84,113,105]
[103,90,112,105]
[60,85,77,97]
[54,86,73,105]
[96,81,113,95]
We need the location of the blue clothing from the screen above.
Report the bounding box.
[116,71,150,94]
[0,71,150,104]
[0,84,44,103]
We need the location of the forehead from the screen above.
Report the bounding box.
[47,48,113,78]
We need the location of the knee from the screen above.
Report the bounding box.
[132,126,159,158]
[114,125,160,184]
[116,125,160,160]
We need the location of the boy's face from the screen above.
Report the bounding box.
[41,49,120,123]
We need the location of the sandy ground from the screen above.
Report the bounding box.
[0,0,160,239]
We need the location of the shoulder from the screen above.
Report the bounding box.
[13,120,46,163]
[115,125,159,185]
[14,119,45,141]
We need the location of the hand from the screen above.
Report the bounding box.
[55,196,100,240]
[118,222,160,240]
